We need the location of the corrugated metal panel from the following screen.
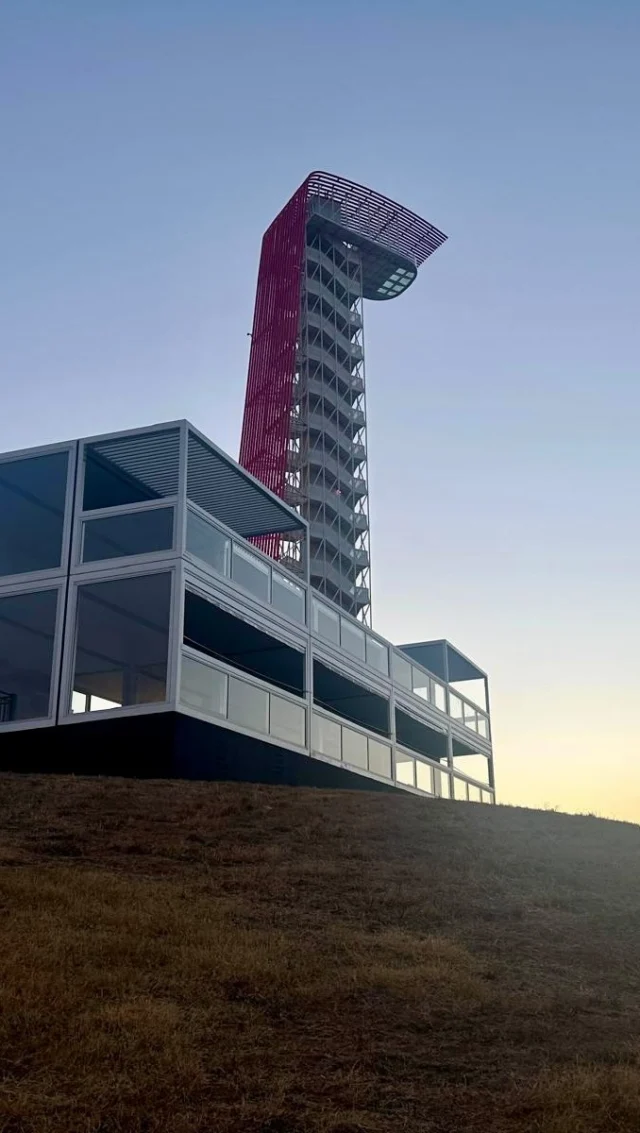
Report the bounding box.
[87,429,181,498]
[187,432,302,538]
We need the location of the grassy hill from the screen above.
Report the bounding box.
[1,774,640,1132]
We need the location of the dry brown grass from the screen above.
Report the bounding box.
[0,774,639,1131]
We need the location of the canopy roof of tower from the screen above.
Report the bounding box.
[304,171,447,301]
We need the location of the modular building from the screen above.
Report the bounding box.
[0,421,494,801]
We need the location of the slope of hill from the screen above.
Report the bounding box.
[1,773,639,1132]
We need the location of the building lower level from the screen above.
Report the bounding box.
[0,420,495,802]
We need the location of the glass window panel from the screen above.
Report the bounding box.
[432,681,447,712]
[186,510,230,577]
[72,573,171,712]
[396,754,416,787]
[341,619,365,662]
[272,572,306,624]
[368,738,391,779]
[342,726,368,770]
[437,769,451,799]
[366,636,389,675]
[449,693,464,719]
[412,667,430,701]
[453,777,468,801]
[312,598,340,645]
[71,690,87,714]
[416,761,434,794]
[312,713,341,761]
[0,589,58,722]
[477,715,489,739]
[82,507,174,563]
[232,545,270,602]
[180,654,227,718]
[0,452,68,577]
[393,652,412,690]
[451,678,487,712]
[71,693,121,714]
[227,677,269,734]
[270,694,305,747]
[463,706,479,733]
[457,754,490,785]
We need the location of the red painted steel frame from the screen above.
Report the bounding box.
[239,178,310,559]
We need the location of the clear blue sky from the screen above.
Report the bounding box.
[1,1,639,818]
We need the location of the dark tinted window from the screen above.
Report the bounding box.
[82,508,174,563]
[72,573,171,712]
[0,452,68,577]
[0,589,58,721]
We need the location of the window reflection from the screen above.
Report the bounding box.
[72,573,171,712]
[0,452,68,577]
[82,508,173,563]
[0,589,58,721]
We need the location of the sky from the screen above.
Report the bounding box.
[1,0,639,820]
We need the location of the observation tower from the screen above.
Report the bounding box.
[240,172,447,623]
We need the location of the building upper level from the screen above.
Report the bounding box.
[0,420,494,802]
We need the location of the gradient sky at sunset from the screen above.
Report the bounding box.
[1,0,639,819]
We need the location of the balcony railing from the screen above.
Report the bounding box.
[178,649,494,805]
[184,505,492,749]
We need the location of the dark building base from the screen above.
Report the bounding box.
[0,711,394,792]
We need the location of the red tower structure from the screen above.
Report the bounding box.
[240,172,446,623]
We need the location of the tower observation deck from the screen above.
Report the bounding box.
[239,172,447,623]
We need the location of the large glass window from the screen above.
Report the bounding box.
[232,545,270,602]
[272,571,305,624]
[0,452,68,577]
[0,589,58,722]
[186,510,231,577]
[82,507,174,564]
[71,572,171,712]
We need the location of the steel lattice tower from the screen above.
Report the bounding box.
[239,172,447,624]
